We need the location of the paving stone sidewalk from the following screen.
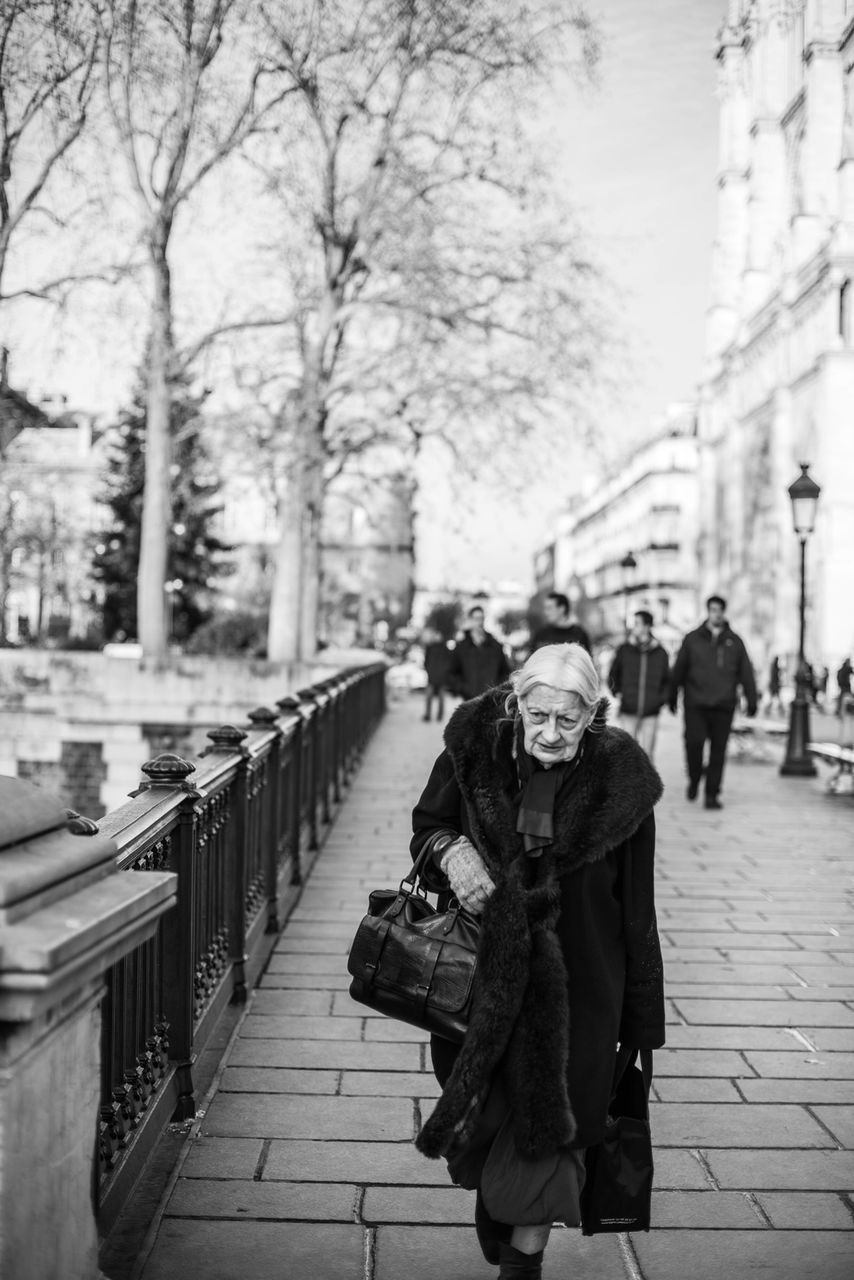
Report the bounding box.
[134,696,854,1280]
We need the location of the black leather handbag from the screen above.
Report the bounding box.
[580,1046,654,1235]
[347,844,479,1043]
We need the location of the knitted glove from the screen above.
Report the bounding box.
[440,836,495,915]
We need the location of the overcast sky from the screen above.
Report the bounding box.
[566,0,728,433]
[419,0,730,594]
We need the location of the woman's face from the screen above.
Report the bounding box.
[519,685,591,766]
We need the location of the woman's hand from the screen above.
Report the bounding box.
[439,836,495,915]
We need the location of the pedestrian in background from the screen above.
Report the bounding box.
[766,654,783,716]
[422,628,451,722]
[836,656,852,716]
[608,609,670,759]
[669,595,757,810]
[410,643,664,1279]
[448,605,511,699]
[531,592,591,653]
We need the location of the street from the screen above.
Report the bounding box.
[122,695,854,1280]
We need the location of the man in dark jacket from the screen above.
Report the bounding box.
[608,609,670,760]
[669,595,757,809]
[837,657,852,716]
[447,605,510,699]
[531,591,591,653]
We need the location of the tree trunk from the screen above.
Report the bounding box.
[36,547,45,641]
[299,449,323,662]
[267,465,305,663]
[268,349,329,663]
[137,244,173,663]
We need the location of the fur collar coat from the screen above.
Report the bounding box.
[412,687,664,1162]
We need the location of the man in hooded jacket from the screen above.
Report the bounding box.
[669,595,757,810]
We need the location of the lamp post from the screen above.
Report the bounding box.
[780,463,821,777]
[619,551,637,637]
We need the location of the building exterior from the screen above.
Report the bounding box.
[701,0,854,679]
[0,352,52,455]
[0,403,104,644]
[537,406,701,656]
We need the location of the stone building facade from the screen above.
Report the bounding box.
[540,406,701,655]
[0,407,104,644]
[701,0,854,678]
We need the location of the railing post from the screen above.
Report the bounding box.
[341,672,359,780]
[277,694,305,884]
[247,706,282,935]
[300,684,330,827]
[133,752,200,1121]
[204,724,250,1004]
[325,675,345,805]
[295,690,320,851]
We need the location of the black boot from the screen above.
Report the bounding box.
[498,1243,544,1279]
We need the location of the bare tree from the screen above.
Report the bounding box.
[248,0,602,662]
[0,0,100,302]
[96,0,287,662]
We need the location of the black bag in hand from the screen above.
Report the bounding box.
[347,844,479,1043]
[580,1047,654,1235]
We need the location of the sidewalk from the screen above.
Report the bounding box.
[130,697,854,1280]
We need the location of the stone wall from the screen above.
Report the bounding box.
[0,646,383,816]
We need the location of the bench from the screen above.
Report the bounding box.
[730,717,789,763]
[808,741,854,794]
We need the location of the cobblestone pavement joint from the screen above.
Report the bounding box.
[130,696,854,1279]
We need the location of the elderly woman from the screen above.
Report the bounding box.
[410,643,665,1279]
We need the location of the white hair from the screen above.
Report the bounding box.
[506,643,600,718]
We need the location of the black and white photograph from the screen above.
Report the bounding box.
[0,2,852,1278]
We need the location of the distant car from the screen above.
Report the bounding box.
[102,642,144,659]
[387,659,428,692]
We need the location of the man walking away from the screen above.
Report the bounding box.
[531,591,591,653]
[422,628,451,722]
[836,656,852,716]
[447,605,511,699]
[608,610,670,759]
[669,595,758,810]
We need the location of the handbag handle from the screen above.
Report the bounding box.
[402,834,455,894]
[403,834,479,922]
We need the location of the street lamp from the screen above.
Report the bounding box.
[780,463,821,777]
[620,551,637,636]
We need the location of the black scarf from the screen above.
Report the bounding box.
[514,720,583,857]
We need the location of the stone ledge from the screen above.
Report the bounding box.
[0,870,176,1020]
[0,828,118,921]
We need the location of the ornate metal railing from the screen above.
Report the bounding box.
[95,662,386,1230]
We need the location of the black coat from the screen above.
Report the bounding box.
[411,689,664,1160]
[447,632,510,698]
[608,637,670,717]
[531,622,591,654]
[424,640,452,685]
[669,621,757,713]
